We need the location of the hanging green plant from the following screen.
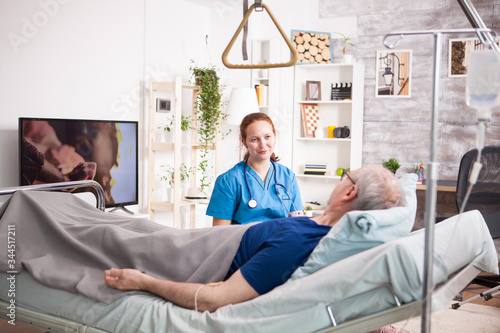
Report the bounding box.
[189,60,228,194]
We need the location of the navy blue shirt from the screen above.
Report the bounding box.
[225,217,331,294]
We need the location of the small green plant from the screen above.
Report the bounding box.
[158,114,192,132]
[159,163,191,187]
[305,206,313,211]
[334,32,355,54]
[382,157,401,173]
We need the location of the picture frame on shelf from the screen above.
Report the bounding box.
[156,98,171,112]
[375,50,412,98]
[291,30,332,64]
[306,81,321,100]
[301,103,319,138]
[448,37,499,77]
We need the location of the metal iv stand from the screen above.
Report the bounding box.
[382,0,498,330]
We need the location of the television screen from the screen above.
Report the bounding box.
[19,117,138,208]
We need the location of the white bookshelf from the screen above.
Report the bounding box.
[292,63,364,206]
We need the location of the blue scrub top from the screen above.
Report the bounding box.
[206,161,303,224]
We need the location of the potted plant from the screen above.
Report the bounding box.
[305,205,313,217]
[159,163,191,202]
[158,114,192,142]
[189,60,228,194]
[382,157,401,174]
[334,32,355,63]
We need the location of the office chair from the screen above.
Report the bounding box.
[456,145,500,289]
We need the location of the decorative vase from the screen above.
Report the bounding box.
[314,122,325,138]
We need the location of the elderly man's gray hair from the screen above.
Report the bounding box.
[350,166,406,211]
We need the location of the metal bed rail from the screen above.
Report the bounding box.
[0,299,108,333]
[316,264,481,333]
[0,180,106,212]
[325,283,402,327]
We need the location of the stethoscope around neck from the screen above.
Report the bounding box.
[243,159,299,217]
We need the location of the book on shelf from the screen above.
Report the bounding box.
[304,162,327,175]
[305,163,327,169]
[304,168,327,172]
[304,170,327,175]
[255,84,268,106]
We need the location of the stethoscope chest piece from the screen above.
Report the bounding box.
[248,198,258,208]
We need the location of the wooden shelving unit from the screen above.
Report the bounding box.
[148,77,220,228]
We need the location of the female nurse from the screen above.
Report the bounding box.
[206,112,304,226]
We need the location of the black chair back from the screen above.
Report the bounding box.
[456,146,500,239]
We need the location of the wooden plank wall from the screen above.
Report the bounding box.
[320,0,500,227]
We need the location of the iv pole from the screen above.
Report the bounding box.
[383,1,498,331]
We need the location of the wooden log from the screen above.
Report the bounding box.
[322,48,331,61]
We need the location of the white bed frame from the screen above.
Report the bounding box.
[0,265,479,333]
[0,181,483,333]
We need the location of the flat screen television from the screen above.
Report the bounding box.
[19,117,139,210]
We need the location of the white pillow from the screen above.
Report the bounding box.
[290,173,418,280]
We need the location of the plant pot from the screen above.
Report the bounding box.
[341,54,355,64]
[155,129,165,142]
[155,180,166,201]
[164,130,174,143]
[305,210,313,217]
[334,54,355,64]
[166,187,173,203]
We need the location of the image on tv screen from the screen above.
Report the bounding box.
[19,118,138,207]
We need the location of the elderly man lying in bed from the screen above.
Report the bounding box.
[105,165,405,312]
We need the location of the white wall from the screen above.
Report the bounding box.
[0,0,144,186]
[0,0,358,226]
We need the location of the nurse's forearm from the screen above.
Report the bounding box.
[212,217,232,226]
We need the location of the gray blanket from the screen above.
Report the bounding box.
[0,190,252,303]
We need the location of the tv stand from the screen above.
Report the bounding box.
[109,206,135,215]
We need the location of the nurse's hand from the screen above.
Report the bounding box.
[289,210,305,217]
[212,217,232,226]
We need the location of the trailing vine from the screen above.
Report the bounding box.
[189,60,228,194]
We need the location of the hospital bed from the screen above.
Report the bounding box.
[0,178,498,333]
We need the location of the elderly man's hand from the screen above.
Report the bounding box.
[104,268,147,291]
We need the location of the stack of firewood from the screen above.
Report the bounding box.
[292,31,331,64]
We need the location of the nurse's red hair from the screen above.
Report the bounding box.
[240,112,280,162]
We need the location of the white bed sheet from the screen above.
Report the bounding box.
[1,210,497,333]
